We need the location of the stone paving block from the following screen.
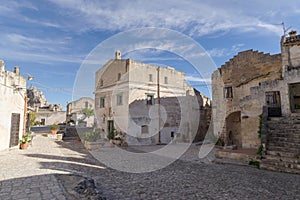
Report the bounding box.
[41,193,55,199]
[0,135,299,200]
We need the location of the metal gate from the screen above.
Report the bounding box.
[10,113,20,147]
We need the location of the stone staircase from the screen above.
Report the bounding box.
[260,114,300,174]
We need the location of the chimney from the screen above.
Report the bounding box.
[115,50,121,60]
[289,30,297,37]
[0,60,4,71]
[14,66,20,75]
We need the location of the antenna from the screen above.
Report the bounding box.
[281,22,292,36]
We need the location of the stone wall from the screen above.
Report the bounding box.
[281,34,300,115]
[35,111,66,125]
[0,66,26,151]
[212,50,282,148]
[67,97,94,127]
[95,52,209,145]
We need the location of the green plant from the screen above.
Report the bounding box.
[216,137,225,146]
[107,129,115,140]
[19,132,32,144]
[84,131,101,142]
[257,144,263,156]
[256,114,264,157]
[257,114,262,138]
[248,160,260,168]
[206,132,223,145]
[79,108,94,122]
[29,112,37,127]
[34,121,41,126]
[78,118,85,124]
[50,124,58,131]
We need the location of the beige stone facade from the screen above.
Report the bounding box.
[66,97,94,127]
[212,31,300,149]
[27,86,65,126]
[95,51,210,145]
[0,63,26,151]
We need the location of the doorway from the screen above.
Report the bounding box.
[10,113,20,147]
[289,83,300,113]
[225,111,242,148]
[107,120,114,135]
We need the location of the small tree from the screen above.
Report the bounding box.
[30,112,37,127]
[80,108,94,122]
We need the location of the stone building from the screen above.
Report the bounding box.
[212,30,300,149]
[0,62,26,151]
[95,51,210,145]
[27,86,65,125]
[66,97,94,127]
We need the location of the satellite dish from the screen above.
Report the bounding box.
[27,73,34,81]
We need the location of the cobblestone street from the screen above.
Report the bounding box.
[0,134,299,200]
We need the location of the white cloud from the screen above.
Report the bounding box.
[185,75,211,83]
[207,44,245,57]
[48,0,298,36]
[0,33,84,64]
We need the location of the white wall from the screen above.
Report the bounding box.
[0,69,26,151]
[36,111,66,125]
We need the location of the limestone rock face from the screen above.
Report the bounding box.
[27,86,62,111]
[27,86,48,108]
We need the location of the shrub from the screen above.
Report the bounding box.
[107,129,115,140]
[248,160,260,168]
[84,131,101,142]
[50,124,58,131]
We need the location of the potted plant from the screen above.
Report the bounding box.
[19,132,32,149]
[50,124,59,134]
[83,131,103,150]
[108,130,127,147]
[107,129,115,147]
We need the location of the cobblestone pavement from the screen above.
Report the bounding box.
[0,134,299,200]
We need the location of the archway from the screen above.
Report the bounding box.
[225,111,242,148]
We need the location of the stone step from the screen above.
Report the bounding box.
[266,150,299,158]
[267,124,300,134]
[268,119,300,125]
[269,115,300,120]
[263,155,300,164]
[268,133,300,140]
[267,141,300,149]
[266,145,300,153]
[268,136,300,143]
[260,162,300,174]
[261,159,300,170]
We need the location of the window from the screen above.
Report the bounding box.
[265,91,280,106]
[224,86,233,98]
[149,74,153,82]
[125,62,129,72]
[164,76,168,84]
[100,97,105,108]
[109,107,112,116]
[117,73,121,81]
[84,101,89,108]
[117,94,123,105]
[100,79,103,87]
[146,94,154,105]
[141,125,149,134]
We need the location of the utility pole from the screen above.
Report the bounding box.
[157,66,161,144]
[23,96,28,136]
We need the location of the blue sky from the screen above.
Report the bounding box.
[1,0,300,110]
